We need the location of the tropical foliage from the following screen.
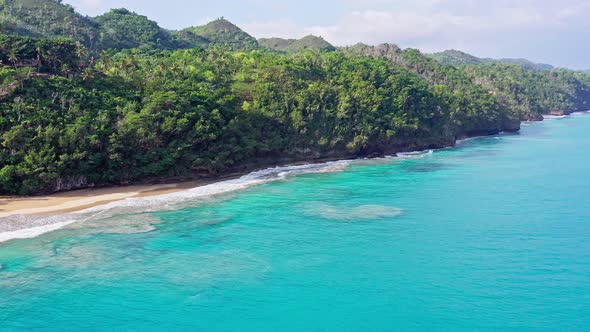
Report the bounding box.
[1,0,589,195]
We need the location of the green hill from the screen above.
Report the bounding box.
[428,50,483,66]
[345,44,589,122]
[0,1,258,51]
[178,18,258,51]
[94,8,184,50]
[259,35,335,53]
[493,58,553,71]
[429,50,554,71]
[0,0,99,46]
[286,35,335,53]
[258,37,295,52]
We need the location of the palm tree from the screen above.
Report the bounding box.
[61,64,71,77]
[82,68,94,81]
[99,50,113,72]
[75,44,88,60]
[8,48,18,69]
[35,45,43,72]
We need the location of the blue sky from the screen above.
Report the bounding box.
[64,0,589,69]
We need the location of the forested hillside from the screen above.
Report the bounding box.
[347,44,590,120]
[259,35,335,53]
[429,50,554,71]
[0,0,98,45]
[93,8,185,50]
[0,1,260,51]
[178,18,258,51]
[1,0,590,195]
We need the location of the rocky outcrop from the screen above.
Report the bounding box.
[53,176,89,192]
[501,116,522,132]
[343,43,404,64]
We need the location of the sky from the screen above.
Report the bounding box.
[63,0,589,69]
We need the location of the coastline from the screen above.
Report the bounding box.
[0,160,352,219]
[0,148,455,220]
[0,110,588,243]
[0,160,352,243]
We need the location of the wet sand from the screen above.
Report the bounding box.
[0,181,204,218]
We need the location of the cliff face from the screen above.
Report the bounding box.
[572,86,590,113]
[53,176,89,192]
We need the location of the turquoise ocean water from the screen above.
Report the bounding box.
[1,114,590,331]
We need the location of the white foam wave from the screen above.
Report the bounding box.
[543,115,567,119]
[80,161,351,214]
[397,149,434,158]
[0,161,350,243]
[0,219,80,243]
[455,136,480,145]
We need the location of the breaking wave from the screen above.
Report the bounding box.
[0,161,350,243]
[396,150,434,158]
[543,115,567,119]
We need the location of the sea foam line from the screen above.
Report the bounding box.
[397,150,434,157]
[543,110,590,119]
[0,161,350,244]
[571,110,590,116]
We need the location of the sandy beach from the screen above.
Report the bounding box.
[0,181,203,218]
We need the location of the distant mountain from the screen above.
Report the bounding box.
[429,50,554,71]
[0,0,578,72]
[258,37,294,52]
[178,18,258,51]
[94,8,185,50]
[259,35,335,53]
[494,58,554,71]
[342,43,404,63]
[427,50,483,66]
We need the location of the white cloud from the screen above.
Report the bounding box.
[241,20,304,39]
[244,0,589,50]
[63,0,589,46]
[68,0,104,11]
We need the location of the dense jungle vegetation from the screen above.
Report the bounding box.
[0,0,589,195]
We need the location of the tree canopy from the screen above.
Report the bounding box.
[1,0,589,195]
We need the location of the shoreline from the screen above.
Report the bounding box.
[0,113,577,218]
[1,110,588,243]
[0,182,203,219]
[0,159,350,219]
[0,151,449,219]
[0,160,352,243]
